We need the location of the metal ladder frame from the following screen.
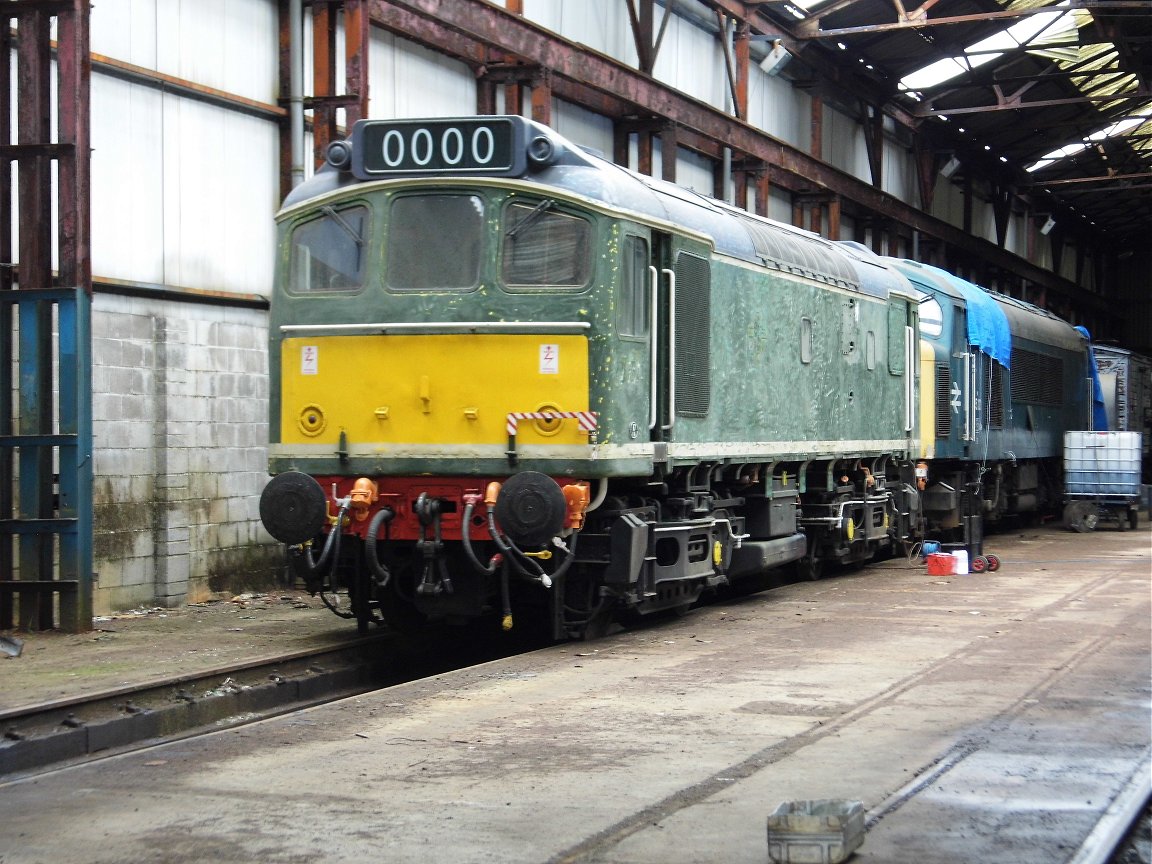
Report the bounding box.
[0,0,93,632]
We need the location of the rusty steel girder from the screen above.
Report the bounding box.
[361,0,1105,314]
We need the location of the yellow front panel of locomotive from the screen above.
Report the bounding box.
[280,334,590,446]
[918,339,936,459]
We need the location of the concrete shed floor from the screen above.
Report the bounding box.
[0,521,1148,864]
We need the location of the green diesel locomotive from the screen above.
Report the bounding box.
[259,115,921,640]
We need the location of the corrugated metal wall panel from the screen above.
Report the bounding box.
[653,14,726,111]
[825,106,868,183]
[1034,240,1053,271]
[930,181,1000,248]
[368,30,476,120]
[766,188,794,224]
[823,106,917,207]
[161,97,277,294]
[156,0,277,103]
[91,75,165,284]
[521,0,635,65]
[671,145,716,196]
[92,0,276,103]
[1004,213,1023,259]
[90,0,158,67]
[882,136,914,205]
[87,0,280,293]
[552,100,615,156]
[746,74,810,153]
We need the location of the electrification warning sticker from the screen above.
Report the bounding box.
[301,345,318,375]
[539,343,559,375]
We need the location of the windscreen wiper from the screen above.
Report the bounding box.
[506,199,555,240]
[321,205,364,246]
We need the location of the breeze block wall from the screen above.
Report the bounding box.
[91,293,282,613]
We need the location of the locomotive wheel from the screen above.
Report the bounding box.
[1064,502,1098,533]
[985,554,1001,572]
[578,604,615,641]
[797,556,823,581]
[969,555,988,574]
[377,558,433,636]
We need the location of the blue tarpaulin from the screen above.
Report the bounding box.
[1075,325,1110,431]
[920,264,1012,369]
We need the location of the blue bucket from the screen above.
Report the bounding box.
[922,540,941,559]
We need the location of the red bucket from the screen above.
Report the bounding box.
[926,553,954,576]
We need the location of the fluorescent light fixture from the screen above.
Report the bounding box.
[759,41,791,76]
[940,156,961,178]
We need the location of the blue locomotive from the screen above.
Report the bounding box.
[258,116,1092,638]
[889,259,1093,553]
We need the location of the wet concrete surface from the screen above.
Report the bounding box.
[0,522,1148,863]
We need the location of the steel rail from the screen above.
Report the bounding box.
[0,635,391,778]
[1066,747,1152,864]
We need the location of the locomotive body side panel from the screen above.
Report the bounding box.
[670,256,912,463]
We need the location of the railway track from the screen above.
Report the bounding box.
[0,623,536,779]
[0,637,394,777]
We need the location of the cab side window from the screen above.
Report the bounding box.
[618,235,650,338]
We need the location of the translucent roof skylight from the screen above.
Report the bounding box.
[1026,107,1152,172]
[898,1,1078,93]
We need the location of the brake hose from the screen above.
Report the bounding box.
[364,506,395,587]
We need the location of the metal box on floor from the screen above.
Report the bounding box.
[1064,431,1142,497]
[766,799,865,864]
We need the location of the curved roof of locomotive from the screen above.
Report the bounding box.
[988,292,1086,354]
[282,117,918,303]
[886,259,1011,367]
[886,258,1085,357]
[833,241,922,302]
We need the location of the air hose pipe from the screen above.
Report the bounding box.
[364,506,395,588]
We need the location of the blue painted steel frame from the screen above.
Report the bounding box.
[1,0,92,632]
[0,288,92,630]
